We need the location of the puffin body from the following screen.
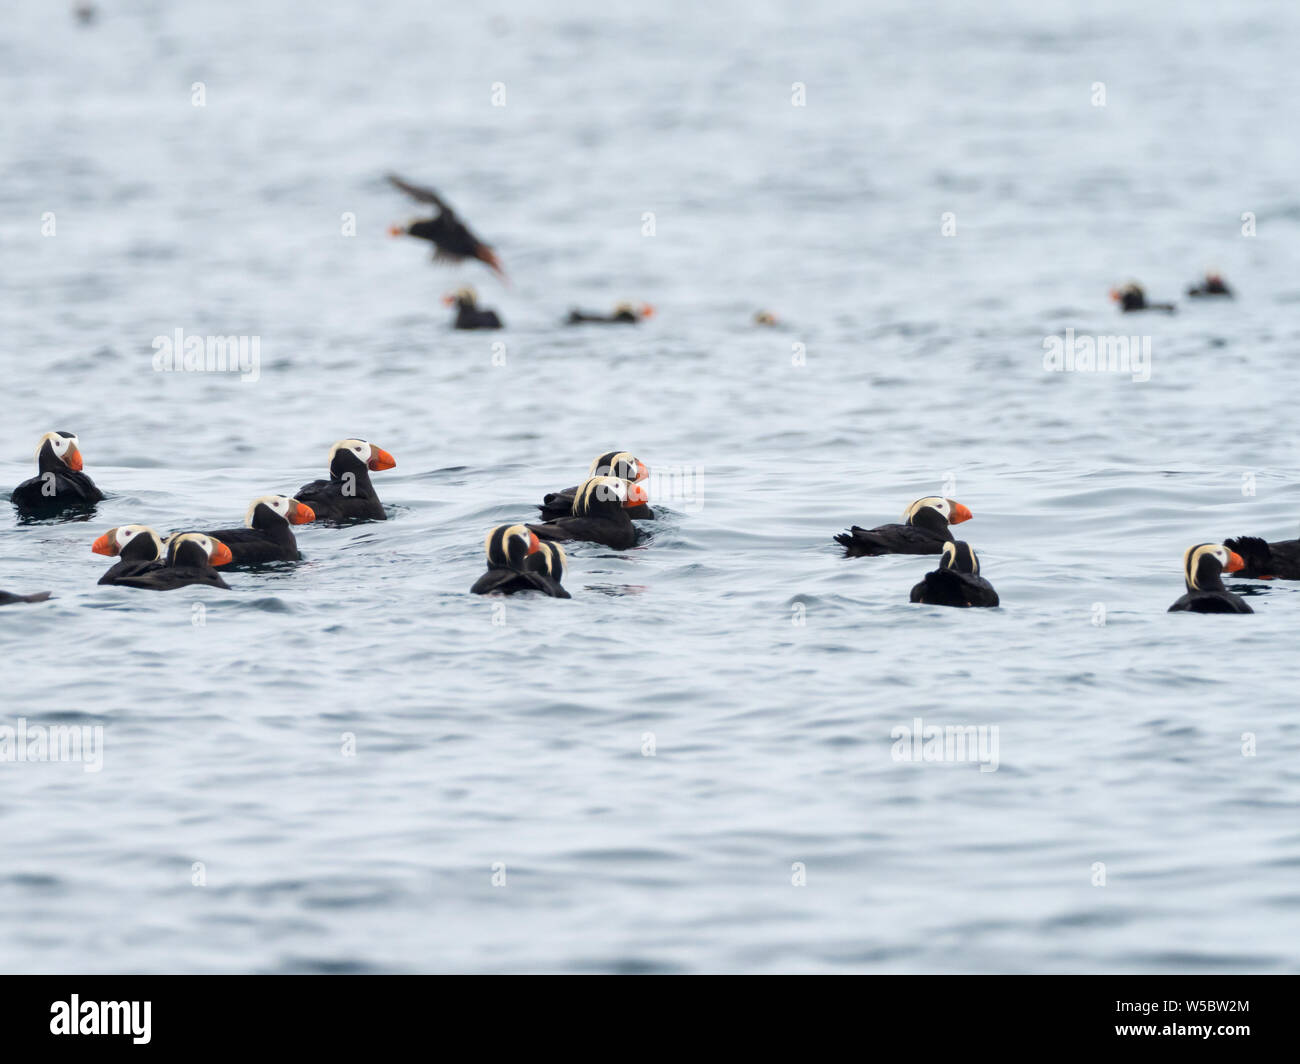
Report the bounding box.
[1222,534,1300,580]
[445,287,502,329]
[92,524,166,585]
[470,525,570,598]
[538,451,653,522]
[386,174,505,279]
[1187,273,1233,298]
[101,533,233,591]
[1111,281,1176,314]
[202,495,315,566]
[295,439,396,523]
[565,303,653,325]
[0,590,51,605]
[910,541,999,607]
[1168,543,1251,613]
[836,497,973,557]
[529,476,646,550]
[10,432,104,518]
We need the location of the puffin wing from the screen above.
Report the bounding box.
[386,174,450,213]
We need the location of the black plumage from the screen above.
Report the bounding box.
[470,525,570,598]
[1111,281,1176,313]
[92,524,165,584]
[446,287,503,329]
[836,497,972,557]
[1168,544,1252,614]
[201,495,314,567]
[295,439,395,523]
[910,541,999,607]
[537,452,653,522]
[103,534,232,591]
[10,431,104,519]
[529,476,646,550]
[565,303,651,324]
[387,175,505,279]
[1221,534,1300,580]
[1187,274,1233,298]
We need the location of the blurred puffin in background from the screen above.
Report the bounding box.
[10,431,104,519]
[0,588,51,605]
[910,541,999,607]
[565,302,654,325]
[1110,281,1176,313]
[294,439,396,523]
[386,174,505,280]
[836,496,973,557]
[445,286,503,330]
[1168,543,1250,613]
[470,524,570,597]
[1186,272,1233,298]
[538,451,652,521]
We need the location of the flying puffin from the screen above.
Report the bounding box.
[909,541,999,607]
[445,286,503,329]
[529,476,647,550]
[1168,543,1251,613]
[10,431,105,518]
[200,495,315,566]
[835,497,973,557]
[537,451,652,522]
[470,524,570,597]
[386,174,505,280]
[100,532,233,591]
[294,439,396,523]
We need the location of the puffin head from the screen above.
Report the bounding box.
[485,523,541,571]
[167,532,233,569]
[443,286,478,309]
[903,496,972,531]
[754,310,779,326]
[940,540,980,574]
[587,451,649,483]
[613,301,655,321]
[35,431,83,472]
[1110,281,1145,309]
[327,438,396,478]
[571,476,649,516]
[92,524,164,561]
[245,494,315,529]
[529,540,567,581]
[1183,543,1244,590]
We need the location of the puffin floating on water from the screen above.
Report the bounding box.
[909,541,999,607]
[294,439,396,523]
[1221,532,1300,580]
[10,431,105,519]
[835,496,973,557]
[1110,281,1176,314]
[537,452,652,522]
[445,286,503,330]
[1168,543,1251,613]
[565,303,654,325]
[386,174,505,280]
[200,495,315,566]
[1187,272,1233,298]
[99,532,233,591]
[470,524,570,598]
[529,476,647,550]
[92,524,166,584]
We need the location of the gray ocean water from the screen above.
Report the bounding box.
[3,0,1300,974]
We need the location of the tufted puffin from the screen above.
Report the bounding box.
[470,524,570,598]
[836,497,972,557]
[201,495,315,566]
[1187,272,1233,298]
[565,302,654,325]
[529,476,647,550]
[1,589,51,605]
[386,174,505,280]
[1168,543,1251,613]
[294,439,396,523]
[754,310,779,326]
[1110,281,1176,314]
[1221,533,1300,580]
[92,524,166,584]
[909,541,999,607]
[445,286,503,329]
[10,431,105,518]
[537,451,653,522]
[102,532,233,591]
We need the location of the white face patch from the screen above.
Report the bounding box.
[329,439,371,466]
[904,496,948,523]
[115,525,164,556]
[244,494,294,527]
[36,432,77,464]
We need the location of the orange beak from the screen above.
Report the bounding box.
[1109,288,1120,302]
[949,501,973,524]
[388,223,406,238]
[634,460,649,482]
[1226,550,1245,573]
[91,531,115,556]
[442,293,456,306]
[639,303,655,319]
[368,447,396,471]
[290,501,315,525]
[625,482,649,507]
[527,532,541,554]
[209,540,234,567]
[65,444,84,472]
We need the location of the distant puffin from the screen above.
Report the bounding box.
[835,497,973,557]
[445,286,503,329]
[10,431,105,518]
[0,589,51,605]
[754,310,779,326]
[565,302,654,325]
[1222,532,1300,580]
[102,533,233,591]
[529,476,647,550]
[537,451,653,521]
[910,541,999,607]
[201,495,315,566]
[294,439,396,523]
[386,174,505,280]
[1110,281,1176,314]
[470,524,570,597]
[92,524,166,584]
[1168,543,1251,613]
[1186,272,1233,298]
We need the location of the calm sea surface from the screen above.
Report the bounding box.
[3,0,1300,973]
